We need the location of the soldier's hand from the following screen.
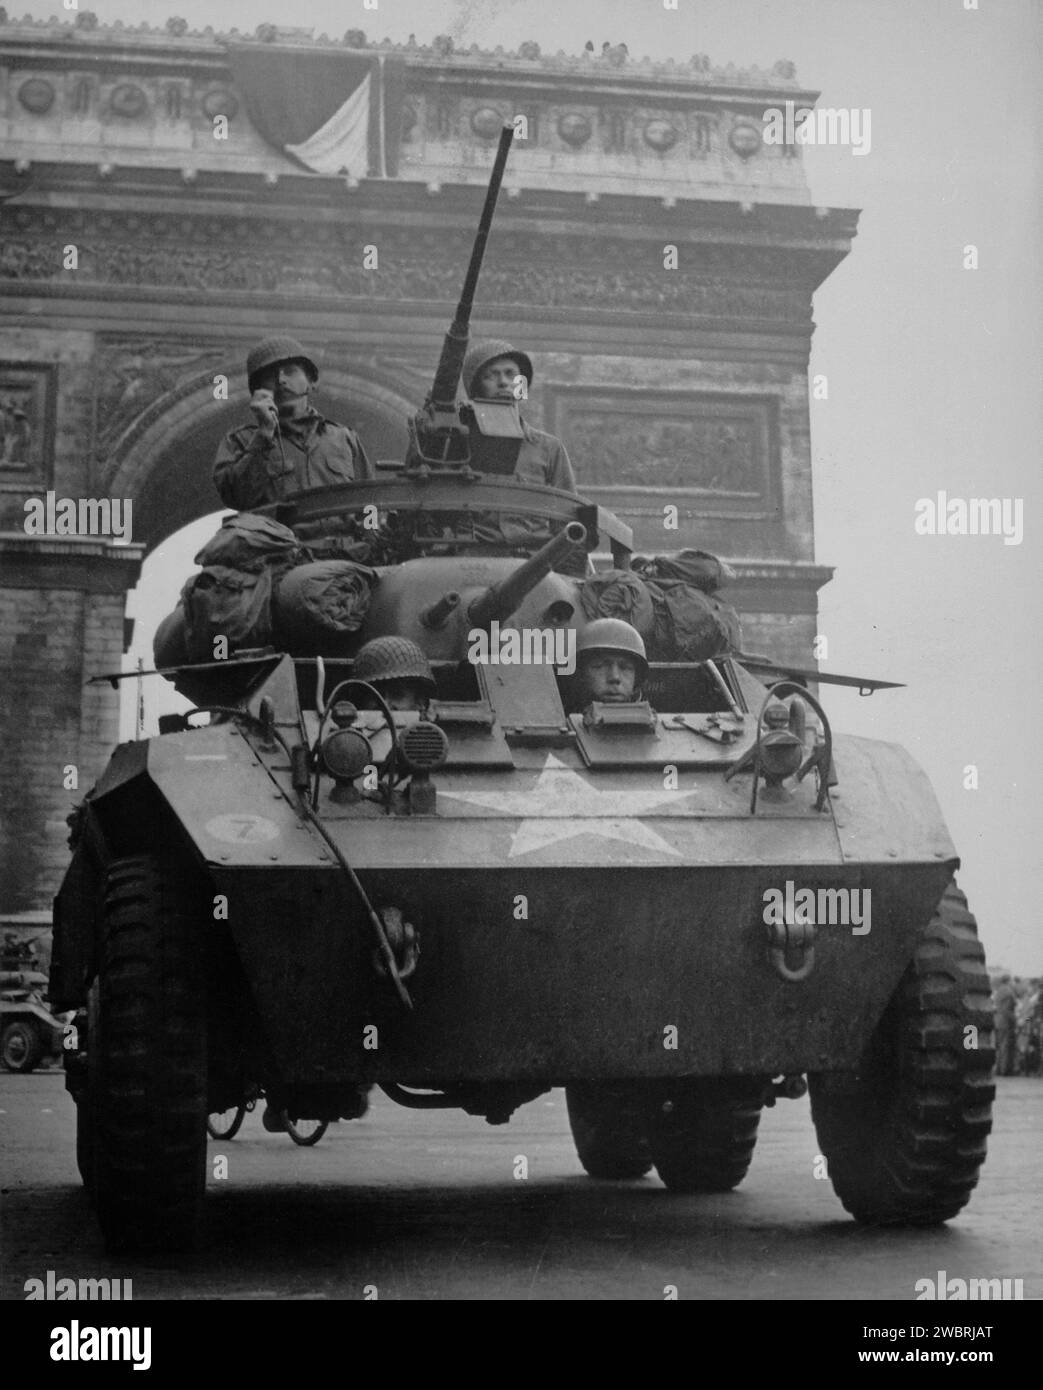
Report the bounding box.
[249,389,279,440]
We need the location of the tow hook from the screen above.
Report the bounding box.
[372,906,420,981]
[766,915,816,982]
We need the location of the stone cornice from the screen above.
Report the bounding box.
[0,14,809,96]
[0,183,857,244]
[0,533,144,592]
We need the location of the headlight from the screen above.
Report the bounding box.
[320,727,373,781]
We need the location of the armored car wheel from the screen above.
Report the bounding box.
[1,1020,43,1073]
[645,1079,763,1193]
[565,1083,652,1180]
[75,1094,95,1198]
[284,1114,329,1146]
[207,1102,247,1141]
[91,854,209,1254]
[74,998,98,1199]
[808,881,995,1226]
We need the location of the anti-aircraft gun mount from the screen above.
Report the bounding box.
[404,121,527,475]
[53,116,994,1257]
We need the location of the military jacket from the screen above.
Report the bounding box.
[213,409,374,511]
[472,424,580,554]
[512,423,577,492]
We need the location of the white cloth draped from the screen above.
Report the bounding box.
[285,73,371,176]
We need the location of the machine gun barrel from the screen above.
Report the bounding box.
[429,123,515,410]
[1,970,48,989]
[467,522,587,629]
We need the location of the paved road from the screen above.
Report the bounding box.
[1,1071,1039,1301]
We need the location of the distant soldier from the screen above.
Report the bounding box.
[5,407,31,463]
[993,974,1017,1076]
[461,339,577,493]
[574,619,649,706]
[1014,981,1042,1076]
[352,638,436,714]
[213,337,373,510]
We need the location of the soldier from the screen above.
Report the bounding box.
[574,619,649,706]
[353,637,436,713]
[213,337,374,511]
[461,339,577,493]
[993,973,1017,1076]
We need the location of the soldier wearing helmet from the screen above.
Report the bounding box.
[353,637,436,713]
[574,618,649,706]
[462,339,577,493]
[213,337,374,510]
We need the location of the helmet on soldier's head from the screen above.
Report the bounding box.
[576,618,649,682]
[246,337,319,393]
[462,339,534,398]
[353,637,436,693]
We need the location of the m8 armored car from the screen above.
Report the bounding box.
[51,126,994,1254]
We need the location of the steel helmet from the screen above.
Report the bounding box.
[353,637,436,692]
[246,337,319,392]
[462,339,534,398]
[576,618,649,681]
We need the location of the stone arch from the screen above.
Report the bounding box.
[108,360,417,555]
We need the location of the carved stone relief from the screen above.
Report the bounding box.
[547,390,775,502]
[91,338,229,458]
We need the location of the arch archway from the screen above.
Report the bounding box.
[109,364,416,555]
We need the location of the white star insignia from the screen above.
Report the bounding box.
[441,753,695,859]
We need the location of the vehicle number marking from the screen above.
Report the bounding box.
[205,813,280,844]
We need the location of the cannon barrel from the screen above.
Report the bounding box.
[467,522,587,629]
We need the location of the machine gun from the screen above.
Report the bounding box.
[406,123,523,473]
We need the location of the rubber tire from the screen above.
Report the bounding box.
[92,854,208,1254]
[565,1083,653,1180]
[808,881,995,1226]
[645,1079,763,1193]
[1,1020,44,1073]
[284,1114,329,1147]
[208,1102,247,1141]
[76,1093,96,1198]
[75,991,98,1200]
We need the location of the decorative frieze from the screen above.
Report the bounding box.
[0,212,813,324]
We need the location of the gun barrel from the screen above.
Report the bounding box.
[420,590,462,630]
[429,123,515,409]
[468,522,587,629]
[1,970,47,989]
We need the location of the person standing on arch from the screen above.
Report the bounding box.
[213,337,374,510]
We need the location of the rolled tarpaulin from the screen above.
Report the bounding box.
[272,559,377,655]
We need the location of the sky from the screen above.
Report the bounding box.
[28,0,1038,969]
